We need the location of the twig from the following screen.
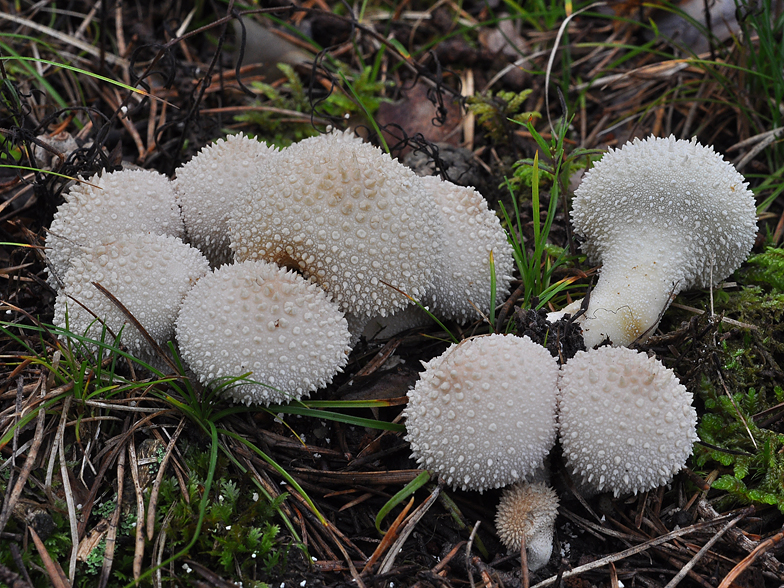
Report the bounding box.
[379,484,442,574]
[0,376,45,533]
[146,419,186,540]
[531,507,754,588]
[663,509,748,588]
[127,437,146,581]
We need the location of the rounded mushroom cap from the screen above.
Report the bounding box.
[420,175,515,322]
[495,482,559,571]
[571,134,757,289]
[53,233,209,353]
[404,334,560,492]
[47,169,184,288]
[229,130,443,318]
[558,346,698,496]
[175,260,351,405]
[173,133,277,268]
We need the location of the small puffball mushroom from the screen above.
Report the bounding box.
[420,176,515,321]
[558,346,698,496]
[47,169,184,288]
[229,130,443,318]
[53,233,209,353]
[495,482,559,571]
[175,260,351,405]
[404,334,560,492]
[571,135,757,347]
[173,133,277,268]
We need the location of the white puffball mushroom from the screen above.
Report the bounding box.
[173,133,277,268]
[175,260,352,406]
[47,169,184,288]
[571,134,757,347]
[53,233,209,353]
[404,334,560,492]
[420,176,515,322]
[229,130,443,318]
[557,346,698,497]
[495,482,559,571]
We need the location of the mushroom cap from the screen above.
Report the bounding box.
[229,130,443,318]
[571,134,757,290]
[175,259,351,405]
[403,334,560,492]
[173,133,277,268]
[495,482,559,571]
[53,233,209,353]
[557,346,698,496]
[420,175,515,322]
[47,169,184,288]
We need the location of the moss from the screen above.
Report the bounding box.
[687,285,784,511]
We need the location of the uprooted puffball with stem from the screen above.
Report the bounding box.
[570,134,757,347]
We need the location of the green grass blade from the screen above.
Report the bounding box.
[375,470,430,534]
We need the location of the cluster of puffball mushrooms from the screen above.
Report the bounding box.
[46,131,757,572]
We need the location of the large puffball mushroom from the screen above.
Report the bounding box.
[175,259,352,406]
[229,130,443,319]
[420,175,515,322]
[495,482,559,572]
[570,135,757,348]
[47,169,184,288]
[53,233,209,353]
[173,133,277,268]
[403,334,560,492]
[557,346,698,497]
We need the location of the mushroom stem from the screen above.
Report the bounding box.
[581,232,687,347]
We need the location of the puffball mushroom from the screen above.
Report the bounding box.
[53,233,209,353]
[229,130,443,318]
[47,169,184,288]
[571,135,757,348]
[175,259,352,405]
[420,175,515,321]
[495,482,559,571]
[173,133,277,268]
[404,334,560,492]
[557,346,698,496]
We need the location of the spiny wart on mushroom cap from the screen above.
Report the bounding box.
[175,260,352,406]
[173,133,278,268]
[46,169,184,289]
[557,346,698,496]
[404,334,560,492]
[229,130,443,319]
[53,233,209,353]
[495,482,559,572]
[570,134,757,347]
[419,176,515,322]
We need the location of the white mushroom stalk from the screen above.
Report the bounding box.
[175,260,352,405]
[403,334,560,492]
[571,135,757,347]
[557,346,698,496]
